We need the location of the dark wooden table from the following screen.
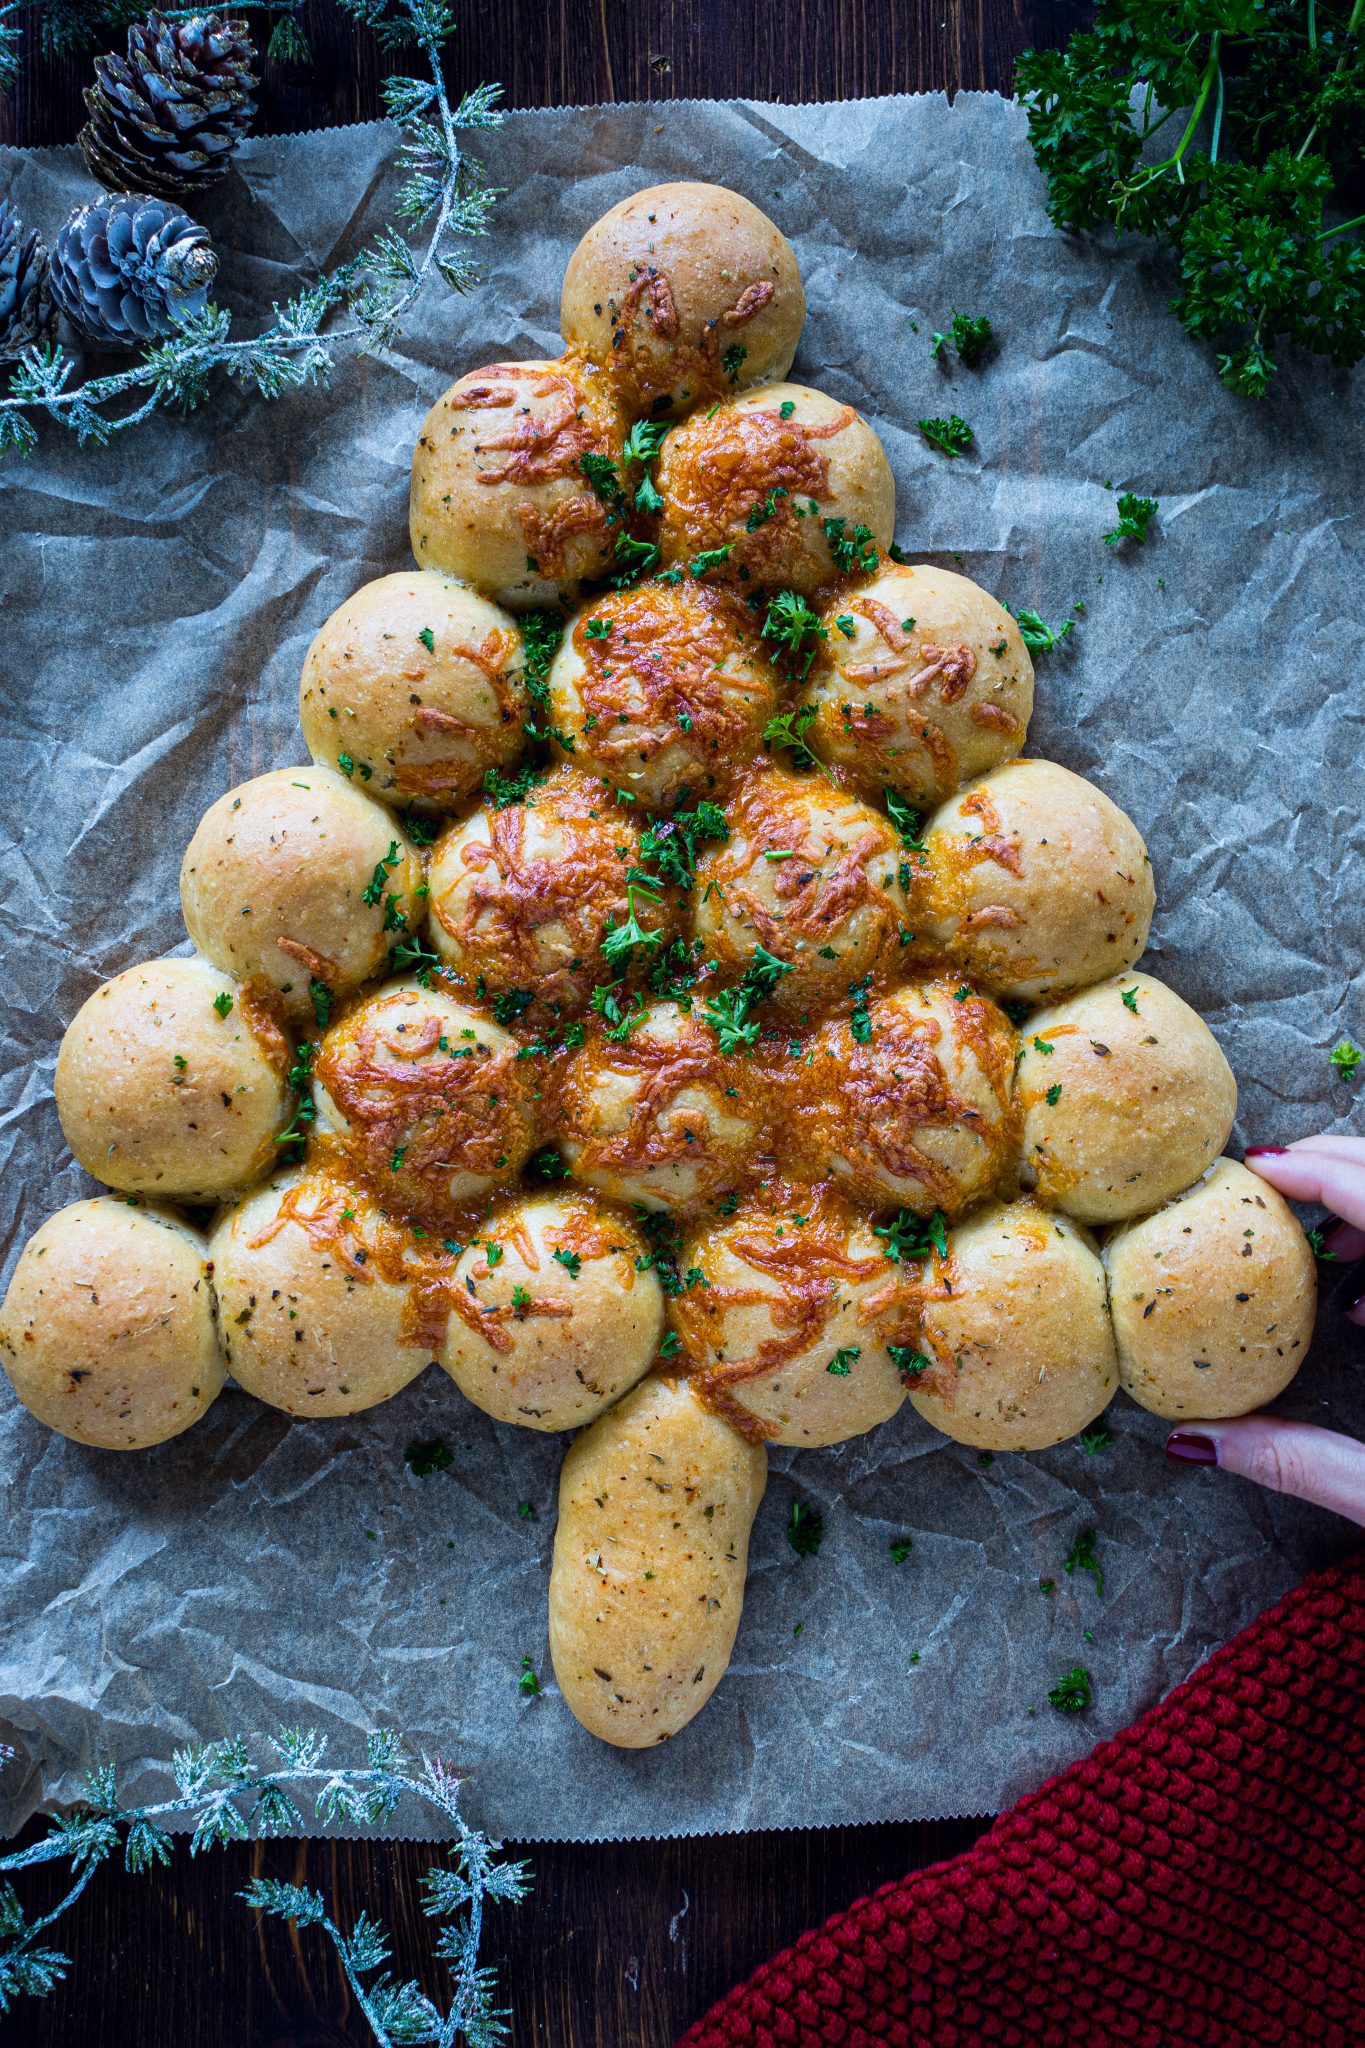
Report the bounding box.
[3,3,1087,2041]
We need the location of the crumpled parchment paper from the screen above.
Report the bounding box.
[1,92,1361,1845]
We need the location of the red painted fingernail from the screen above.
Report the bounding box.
[1166,1430,1218,1466]
[1244,1146,1288,1157]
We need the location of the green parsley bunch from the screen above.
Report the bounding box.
[1017,0,1365,397]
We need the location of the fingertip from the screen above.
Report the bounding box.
[1165,1428,1218,1466]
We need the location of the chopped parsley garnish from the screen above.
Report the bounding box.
[884,787,927,858]
[212,990,233,1019]
[483,761,543,809]
[949,311,993,366]
[702,985,760,1055]
[689,544,734,578]
[827,1346,860,1376]
[579,450,624,506]
[389,932,441,988]
[417,626,436,654]
[1104,492,1158,547]
[527,1144,569,1182]
[888,1345,932,1382]
[787,1498,824,1558]
[721,341,747,382]
[1079,1423,1113,1456]
[1048,1665,1092,1715]
[610,531,661,588]
[848,973,873,1044]
[309,978,332,1028]
[519,609,566,704]
[1006,605,1075,655]
[363,840,403,907]
[833,614,856,639]
[583,617,613,640]
[746,485,788,531]
[274,1041,318,1158]
[639,800,729,889]
[761,589,827,681]
[1120,985,1140,1014]
[1045,1083,1063,1106]
[1032,1034,1055,1055]
[517,1499,536,1520]
[403,806,437,847]
[552,1246,582,1279]
[889,1537,913,1565]
[602,879,664,967]
[590,980,646,1043]
[779,399,796,419]
[389,1147,406,1171]
[491,988,535,1025]
[405,1437,454,1477]
[762,701,822,773]
[1063,1528,1103,1597]
[822,516,879,575]
[518,1654,540,1698]
[876,1209,948,1264]
[917,414,974,458]
[1330,1038,1362,1078]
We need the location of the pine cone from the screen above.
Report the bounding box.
[79,12,258,201]
[0,199,53,355]
[50,193,218,348]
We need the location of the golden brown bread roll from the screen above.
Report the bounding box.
[441,1188,663,1430]
[55,955,293,1203]
[546,581,777,806]
[312,979,538,1222]
[558,1001,767,1214]
[547,1372,767,1746]
[790,978,1018,1216]
[179,767,423,1025]
[426,764,670,1014]
[560,180,805,417]
[670,1179,912,1446]
[920,758,1155,1001]
[208,1167,437,1416]
[0,1198,224,1448]
[1103,1158,1316,1419]
[807,563,1034,807]
[692,764,913,1007]
[909,1199,1118,1450]
[299,570,527,814]
[1017,970,1237,1224]
[409,357,626,608]
[656,382,895,594]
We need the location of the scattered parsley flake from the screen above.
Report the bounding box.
[1064,1528,1103,1597]
[1048,1665,1092,1715]
[917,413,974,458]
[405,1437,454,1477]
[212,991,233,1019]
[1104,492,1159,547]
[787,1499,824,1558]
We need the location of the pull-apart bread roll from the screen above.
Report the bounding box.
[209,1168,439,1416]
[1103,1158,1316,1419]
[410,357,626,609]
[1016,970,1237,1224]
[560,180,805,418]
[441,1188,663,1430]
[808,563,1034,808]
[0,1198,223,1448]
[427,764,669,1014]
[656,382,895,595]
[180,767,423,1025]
[693,766,913,1007]
[920,758,1155,1001]
[909,1200,1118,1450]
[546,581,776,807]
[312,980,537,1222]
[558,1001,767,1214]
[790,980,1018,1217]
[55,955,293,1203]
[669,1179,913,1446]
[299,571,527,814]
[548,1373,768,1746]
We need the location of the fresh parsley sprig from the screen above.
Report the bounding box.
[1017,2,1365,398]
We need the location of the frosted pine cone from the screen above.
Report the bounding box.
[0,199,53,355]
[50,192,218,348]
[79,12,258,201]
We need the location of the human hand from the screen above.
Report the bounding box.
[1163,1135,1365,1528]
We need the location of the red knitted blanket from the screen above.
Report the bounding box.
[679,1550,1365,2048]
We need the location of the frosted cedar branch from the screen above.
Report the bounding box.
[0,0,503,456]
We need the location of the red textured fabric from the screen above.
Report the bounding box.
[679,1550,1365,2048]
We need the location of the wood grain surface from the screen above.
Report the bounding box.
[3,1,1081,2040]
